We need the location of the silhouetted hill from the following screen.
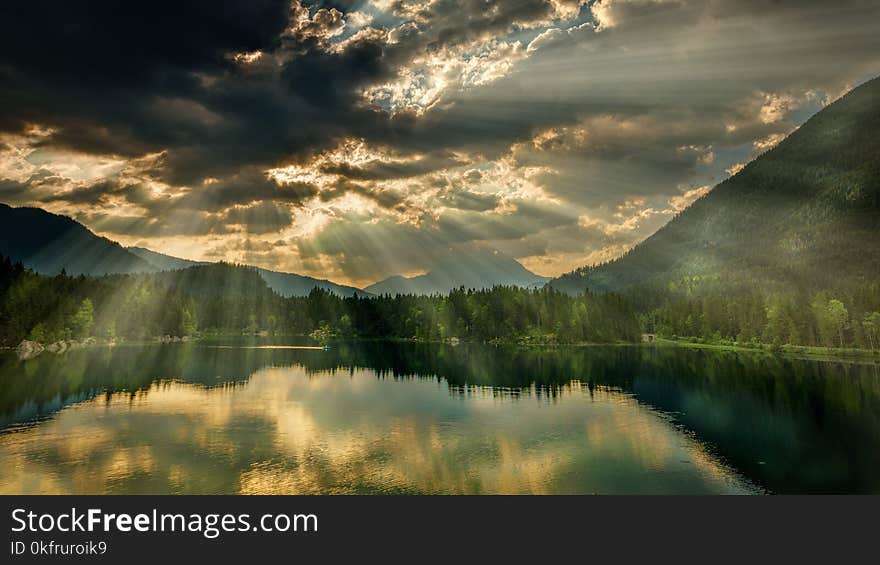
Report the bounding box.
[254,267,368,298]
[0,206,368,297]
[365,247,550,295]
[0,204,154,275]
[129,246,369,298]
[551,77,880,296]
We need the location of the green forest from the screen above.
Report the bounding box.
[0,256,641,347]
[2,253,879,352]
[631,275,880,351]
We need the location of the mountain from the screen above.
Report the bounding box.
[253,266,368,298]
[0,204,368,297]
[550,77,880,296]
[0,203,155,275]
[128,246,368,298]
[365,247,550,295]
[127,246,204,271]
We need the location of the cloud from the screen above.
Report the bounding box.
[0,0,879,284]
[172,170,318,212]
[0,179,30,203]
[527,28,563,53]
[224,202,294,234]
[319,150,465,181]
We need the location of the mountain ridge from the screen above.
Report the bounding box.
[550,76,880,296]
[0,204,368,297]
[0,203,156,276]
[365,247,550,295]
[128,246,368,298]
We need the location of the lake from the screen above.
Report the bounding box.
[1,340,878,494]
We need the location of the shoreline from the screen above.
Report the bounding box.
[652,337,880,363]
[6,333,878,364]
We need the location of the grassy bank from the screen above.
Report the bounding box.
[653,337,880,362]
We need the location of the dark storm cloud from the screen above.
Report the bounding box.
[0,0,292,145]
[1,0,880,282]
[402,0,558,47]
[435,199,581,244]
[29,170,306,236]
[0,179,30,203]
[70,193,295,237]
[40,180,124,205]
[0,1,580,188]
[0,169,87,205]
[395,0,880,157]
[282,31,392,108]
[223,202,294,234]
[2,0,878,186]
[31,169,313,213]
[0,1,290,78]
[173,170,319,211]
[0,0,408,186]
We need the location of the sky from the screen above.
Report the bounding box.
[1,0,879,288]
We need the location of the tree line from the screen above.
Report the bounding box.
[634,275,880,351]
[2,254,878,352]
[0,256,641,346]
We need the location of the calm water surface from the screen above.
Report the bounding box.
[1,340,878,494]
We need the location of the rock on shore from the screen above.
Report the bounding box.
[16,340,44,360]
[15,337,97,360]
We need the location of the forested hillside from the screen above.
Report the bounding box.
[550,77,880,349]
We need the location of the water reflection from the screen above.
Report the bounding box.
[0,341,878,493]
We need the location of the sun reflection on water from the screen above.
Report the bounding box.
[0,365,759,495]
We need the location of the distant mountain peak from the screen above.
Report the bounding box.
[365,246,549,295]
